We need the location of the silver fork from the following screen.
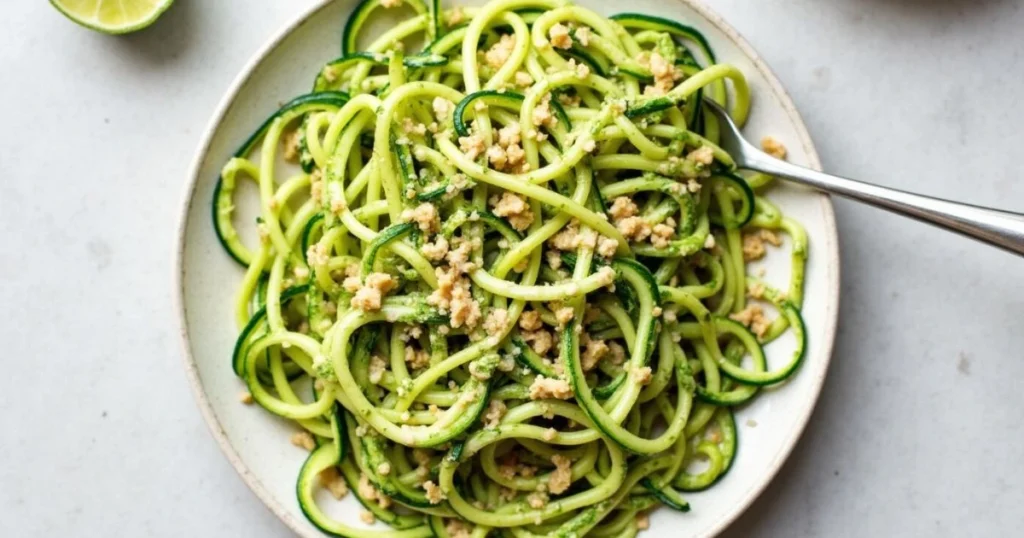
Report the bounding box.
[701,99,1024,256]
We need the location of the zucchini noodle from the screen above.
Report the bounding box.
[212,0,810,536]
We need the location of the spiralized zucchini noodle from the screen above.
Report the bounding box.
[212,0,810,536]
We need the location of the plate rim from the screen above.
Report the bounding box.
[172,0,841,535]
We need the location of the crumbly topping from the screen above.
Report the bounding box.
[283,128,301,162]
[519,310,542,331]
[548,454,573,494]
[566,58,590,79]
[546,250,563,270]
[290,431,316,451]
[608,196,638,220]
[402,116,427,136]
[380,0,401,8]
[527,490,549,509]
[433,97,454,121]
[239,391,254,404]
[368,355,387,384]
[638,51,681,96]
[636,512,650,530]
[421,235,450,261]
[616,216,653,242]
[445,519,472,538]
[401,202,440,233]
[553,304,575,326]
[548,23,572,49]
[458,132,486,160]
[483,308,510,336]
[483,398,507,428]
[422,480,446,504]
[529,376,573,400]
[760,228,783,246]
[532,93,557,128]
[574,26,592,46]
[427,244,482,329]
[445,7,465,26]
[742,232,767,261]
[522,329,554,355]
[319,467,349,499]
[632,365,653,385]
[349,272,397,311]
[581,333,609,371]
[704,233,717,250]
[490,192,534,231]
[761,136,787,159]
[650,222,675,249]
[485,34,517,69]
[686,145,715,166]
[359,511,375,525]
[730,304,772,339]
[558,93,582,108]
[596,236,619,258]
[515,71,533,87]
[405,345,430,369]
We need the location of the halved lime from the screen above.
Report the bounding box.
[50,0,174,35]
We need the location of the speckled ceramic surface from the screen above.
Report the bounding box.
[174,0,840,535]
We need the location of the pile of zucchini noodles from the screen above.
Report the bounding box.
[213,0,809,536]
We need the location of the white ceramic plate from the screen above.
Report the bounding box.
[175,0,840,536]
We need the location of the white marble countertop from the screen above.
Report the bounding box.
[2,0,1022,535]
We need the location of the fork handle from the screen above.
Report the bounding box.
[746,153,1024,256]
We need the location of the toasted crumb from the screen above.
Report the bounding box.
[483,308,510,336]
[639,51,680,96]
[636,512,650,530]
[760,228,783,246]
[423,480,445,504]
[581,334,609,371]
[380,0,401,7]
[553,305,574,326]
[527,490,549,509]
[433,97,455,121]
[549,23,572,49]
[550,220,583,251]
[749,281,766,299]
[608,196,638,221]
[543,427,558,441]
[548,454,572,494]
[515,71,533,87]
[532,93,557,128]
[445,7,465,26]
[616,216,652,242]
[686,145,715,166]
[746,418,758,428]
[427,259,482,329]
[400,202,440,233]
[485,34,517,68]
[519,310,542,331]
[483,399,507,428]
[405,346,430,369]
[421,235,450,261]
[529,375,573,400]
[239,391,254,404]
[522,329,554,355]
[575,26,592,46]
[490,192,534,231]
[291,431,316,451]
[742,233,767,261]
[632,366,653,385]
[704,234,717,249]
[730,304,772,339]
[566,58,590,79]
[319,467,349,499]
[596,236,619,258]
[761,136,787,159]
[350,272,397,311]
[446,519,472,538]
[368,355,387,384]
[283,128,301,162]
[687,179,702,193]
[650,222,675,249]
